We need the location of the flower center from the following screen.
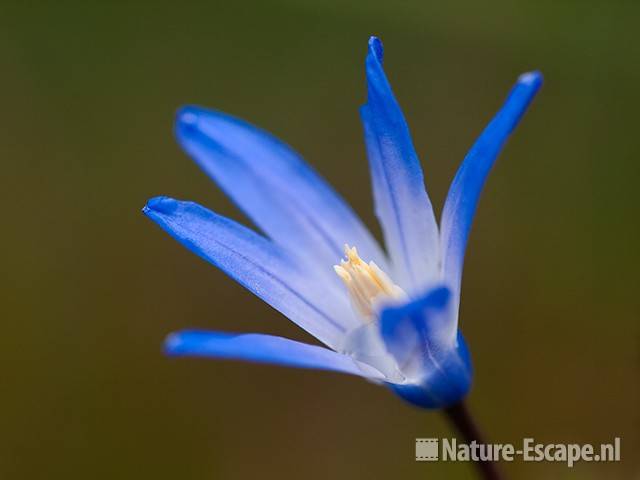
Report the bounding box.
[334,245,406,322]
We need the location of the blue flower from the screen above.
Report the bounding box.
[143,37,542,409]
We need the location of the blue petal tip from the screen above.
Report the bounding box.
[518,71,543,88]
[164,332,183,355]
[368,36,384,62]
[175,105,206,140]
[176,105,200,126]
[144,196,178,216]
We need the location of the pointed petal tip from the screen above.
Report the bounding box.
[143,196,178,216]
[164,332,181,354]
[164,330,221,356]
[164,331,189,355]
[518,71,543,88]
[174,105,209,140]
[367,36,384,62]
[176,105,202,125]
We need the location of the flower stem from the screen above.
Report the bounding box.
[443,402,504,480]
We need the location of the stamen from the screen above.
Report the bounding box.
[334,245,406,322]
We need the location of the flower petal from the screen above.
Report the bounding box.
[440,71,543,318]
[379,287,473,408]
[360,37,440,291]
[379,286,456,378]
[174,105,389,280]
[143,196,359,348]
[389,331,472,409]
[165,330,385,380]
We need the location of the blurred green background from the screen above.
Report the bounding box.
[1,0,638,478]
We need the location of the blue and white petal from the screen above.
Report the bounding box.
[143,196,358,348]
[379,286,472,408]
[379,286,456,378]
[360,37,440,292]
[165,330,385,380]
[175,106,389,283]
[440,72,543,318]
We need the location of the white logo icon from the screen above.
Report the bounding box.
[416,438,439,461]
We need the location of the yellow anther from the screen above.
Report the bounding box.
[334,245,406,321]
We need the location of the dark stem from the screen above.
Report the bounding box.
[443,402,504,480]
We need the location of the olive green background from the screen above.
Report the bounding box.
[1,0,638,478]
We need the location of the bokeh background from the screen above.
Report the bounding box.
[1,0,638,478]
